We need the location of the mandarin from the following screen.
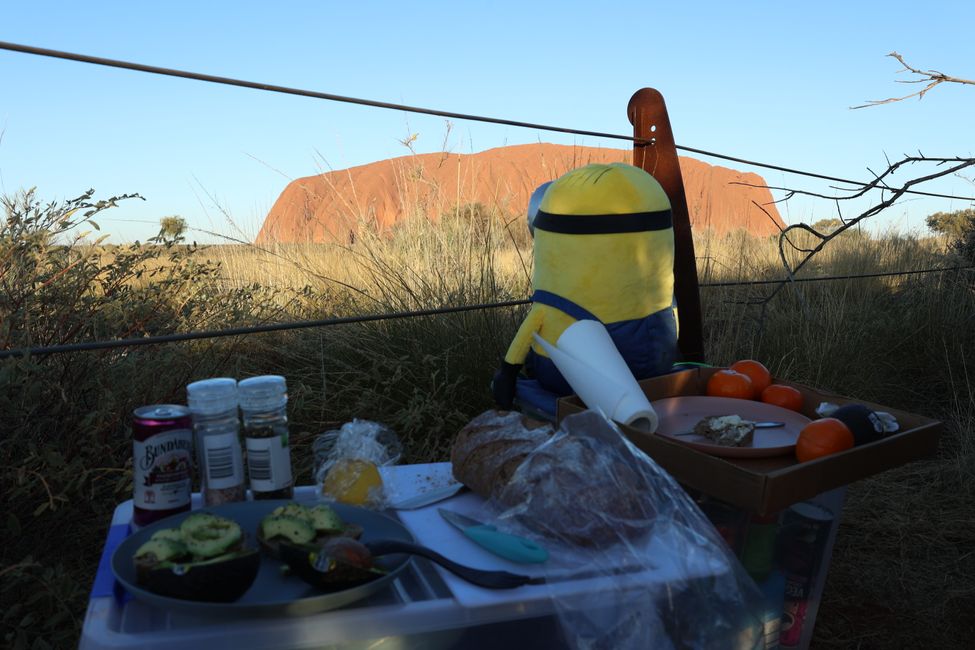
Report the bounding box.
[795,418,854,462]
[706,369,754,400]
[730,360,772,398]
[760,384,804,412]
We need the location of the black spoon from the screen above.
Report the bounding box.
[365,539,535,589]
[279,538,535,590]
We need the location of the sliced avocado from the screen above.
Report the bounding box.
[182,517,243,558]
[270,503,314,523]
[261,515,316,544]
[179,513,223,537]
[307,504,344,532]
[150,528,185,544]
[135,538,188,563]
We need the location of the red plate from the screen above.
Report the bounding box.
[651,396,811,458]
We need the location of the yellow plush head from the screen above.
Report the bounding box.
[539,162,671,216]
[493,162,678,409]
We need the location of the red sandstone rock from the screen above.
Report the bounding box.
[256,143,783,244]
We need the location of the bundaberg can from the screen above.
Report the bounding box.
[131,404,193,527]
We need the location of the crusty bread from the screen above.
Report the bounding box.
[450,410,655,546]
[450,410,555,499]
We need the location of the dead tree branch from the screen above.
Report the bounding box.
[729,155,975,310]
[853,52,974,109]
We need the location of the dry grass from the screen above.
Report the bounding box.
[1,188,972,648]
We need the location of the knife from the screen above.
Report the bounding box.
[438,509,549,564]
[672,421,786,436]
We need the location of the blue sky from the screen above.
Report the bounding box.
[1,1,973,243]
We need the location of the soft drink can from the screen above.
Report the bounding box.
[779,501,835,647]
[132,404,194,527]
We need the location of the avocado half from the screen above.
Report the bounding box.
[278,537,385,591]
[257,502,363,559]
[133,513,259,602]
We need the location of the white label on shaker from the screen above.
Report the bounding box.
[133,429,193,510]
[245,436,292,492]
[202,432,244,490]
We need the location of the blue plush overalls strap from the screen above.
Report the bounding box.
[531,290,599,322]
[516,290,678,418]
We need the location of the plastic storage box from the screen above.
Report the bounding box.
[81,464,745,650]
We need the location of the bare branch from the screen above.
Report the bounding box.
[736,154,975,311]
[853,52,974,109]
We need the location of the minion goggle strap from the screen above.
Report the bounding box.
[532,209,672,234]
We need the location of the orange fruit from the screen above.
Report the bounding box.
[730,360,772,398]
[321,459,384,507]
[706,369,754,400]
[760,384,804,412]
[795,418,854,462]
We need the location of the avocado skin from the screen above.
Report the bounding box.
[142,549,260,602]
[832,404,884,446]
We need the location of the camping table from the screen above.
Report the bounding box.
[80,463,746,650]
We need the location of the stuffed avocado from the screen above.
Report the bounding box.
[133,512,259,602]
[278,537,386,591]
[257,502,363,559]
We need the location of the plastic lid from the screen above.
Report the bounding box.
[186,377,238,415]
[238,375,287,412]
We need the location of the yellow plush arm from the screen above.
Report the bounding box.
[503,306,546,365]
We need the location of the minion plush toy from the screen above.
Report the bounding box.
[492,162,678,415]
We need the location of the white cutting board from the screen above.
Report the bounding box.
[395,478,730,609]
[379,462,457,505]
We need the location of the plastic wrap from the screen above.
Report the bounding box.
[487,410,765,649]
[312,420,403,508]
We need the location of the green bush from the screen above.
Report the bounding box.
[0,189,288,649]
[926,208,975,240]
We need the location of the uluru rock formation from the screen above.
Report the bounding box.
[256,143,783,244]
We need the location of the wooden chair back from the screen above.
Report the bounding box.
[628,88,705,363]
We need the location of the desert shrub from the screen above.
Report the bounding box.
[951,214,975,266]
[926,208,975,240]
[0,189,292,649]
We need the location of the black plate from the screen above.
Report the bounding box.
[111,500,414,617]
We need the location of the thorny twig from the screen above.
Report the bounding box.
[730,155,975,312]
[853,52,974,109]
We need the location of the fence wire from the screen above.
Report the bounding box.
[1,266,970,360]
[2,41,973,360]
[2,40,973,203]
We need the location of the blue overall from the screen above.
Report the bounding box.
[516,289,678,416]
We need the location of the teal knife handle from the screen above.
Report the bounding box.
[463,525,549,564]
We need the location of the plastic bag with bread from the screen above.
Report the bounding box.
[450,408,765,648]
[451,409,656,547]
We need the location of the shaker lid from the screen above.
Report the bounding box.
[186,377,238,414]
[238,375,287,411]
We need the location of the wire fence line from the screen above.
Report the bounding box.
[2,40,974,203]
[2,42,972,360]
[2,265,970,360]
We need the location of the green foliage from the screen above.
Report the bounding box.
[926,208,975,239]
[2,193,972,648]
[159,215,187,238]
[0,189,293,649]
[811,217,844,232]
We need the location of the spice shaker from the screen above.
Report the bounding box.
[186,377,247,505]
[238,375,294,500]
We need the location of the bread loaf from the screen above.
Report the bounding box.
[450,410,554,499]
[450,409,655,546]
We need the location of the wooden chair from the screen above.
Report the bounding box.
[628,88,705,364]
